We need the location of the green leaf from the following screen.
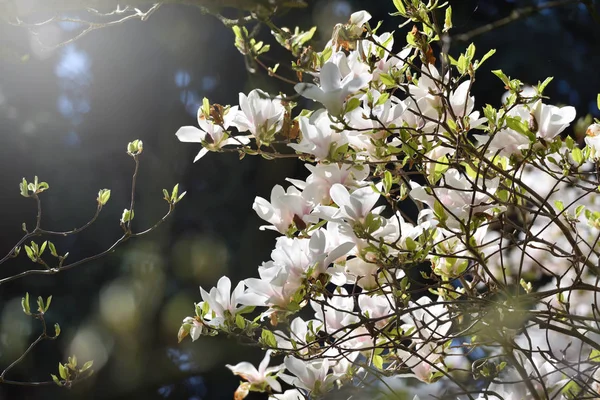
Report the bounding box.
[475,49,496,70]
[39,241,47,257]
[572,147,584,165]
[383,170,393,193]
[575,205,585,218]
[597,93,600,111]
[235,314,245,329]
[443,6,452,32]
[37,296,45,313]
[537,77,553,95]
[45,295,52,312]
[121,209,134,224]
[261,329,277,348]
[20,178,29,197]
[24,245,35,261]
[48,241,58,257]
[171,184,179,202]
[554,200,564,212]
[98,189,111,206]
[392,0,406,14]
[54,323,61,337]
[58,363,67,380]
[81,360,94,372]
[373,354,384,370]
[492,69,509,85]
[22,292,31,315]
[379,73,396,87]
[345,97,361,113]
[51,374,62,386]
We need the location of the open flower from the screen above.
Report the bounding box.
[585,123,600,158]
[226,350,284,395]
[288,109,346,160]
[529,100,576,140]
[295,61,370,116]
[281,356,334,394]
[199,276,246,327]
[232,89,285,144]
[253,185,315,233]
[176,105,247,162]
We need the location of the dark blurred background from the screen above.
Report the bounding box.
[0,0,598,399]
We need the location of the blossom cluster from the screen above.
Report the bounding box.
[177,3,600,399]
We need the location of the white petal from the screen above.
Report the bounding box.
[176,126,204,142]
[193,148,209,162]
[319,62,342,92]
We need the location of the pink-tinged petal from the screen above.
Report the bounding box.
[193,148,209,163]
[176,126,204,142]
[226,362,260,381]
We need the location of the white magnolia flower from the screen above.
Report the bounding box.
[312,287,358,333]
[287,163,369,205]
[288,109,346,160]
[176,105,248,162]
[529,99,576,140]
[253,185,315,234]
[585,123,600,158]
[240,261,301,310]
[325,183,383,224]
[199,276,246,327]
[281,356,334,393]
[348,10,371,36]
[295,61,370,116]
[274,317,322,355]
[410,169,500,230]
[181,316,204,341]
[226,350,284,392]
[232,89,285,143]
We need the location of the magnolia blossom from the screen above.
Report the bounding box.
[174,6,598,400]
[585,123,600,157]
[253,185,315,233]
[281,356,334,393]
[288,109,346,160]
[311,287,358,333]
[314,183,383,225]
[295,60,370,116]
[529,99,576,140]
[226,350,284,393]
[199,276,246,327]
[410,169,500,230]
[232,89,285,143]
[176,105,248,161]
[287,163,369,205]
